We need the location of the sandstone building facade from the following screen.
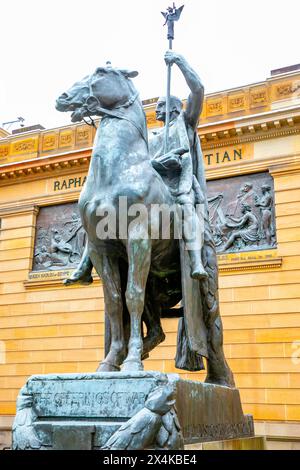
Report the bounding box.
[0,66,300,449]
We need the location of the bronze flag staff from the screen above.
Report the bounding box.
[161,3,184,154]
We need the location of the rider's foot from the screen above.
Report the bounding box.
[189,250,208,281]
[191,266,208,281]
[63,269,93,286]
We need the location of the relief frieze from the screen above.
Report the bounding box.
[207,172,276,253]
[33,202,86,271]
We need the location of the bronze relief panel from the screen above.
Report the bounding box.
[33,202,86,271]
[207,172,276,254]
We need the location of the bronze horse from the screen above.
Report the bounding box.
[56,62,234,387]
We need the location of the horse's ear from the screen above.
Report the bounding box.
[120,69,139,79]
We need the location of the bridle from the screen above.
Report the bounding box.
[81,72,148,147]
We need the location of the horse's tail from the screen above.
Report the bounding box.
[200,207,235,387]
[200,210,220,325]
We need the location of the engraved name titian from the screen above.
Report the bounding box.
[204,148,242,166]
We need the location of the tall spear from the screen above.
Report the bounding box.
[161,3,184,154]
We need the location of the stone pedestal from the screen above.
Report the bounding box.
[12,371,254,450]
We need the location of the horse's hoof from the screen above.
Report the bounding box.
[122,360,144,372]
[96,361,120,372]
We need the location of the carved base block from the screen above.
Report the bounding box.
[12,371,254,450]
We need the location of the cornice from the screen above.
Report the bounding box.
[200,108,300,149]
[0,149,91,187]
[201,125,300,150]
[0,112,299,186]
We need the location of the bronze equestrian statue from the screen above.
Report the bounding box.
[55,52,234,387]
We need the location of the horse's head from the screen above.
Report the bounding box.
[56,63,139,122]
[55,75,91,122]
[86,63,138,112]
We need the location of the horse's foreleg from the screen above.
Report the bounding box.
[89,251,125,372]
[123,236,151,372]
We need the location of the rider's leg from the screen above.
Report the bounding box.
[181,202,207,280]
[63,242,93,285]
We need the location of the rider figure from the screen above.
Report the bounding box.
[149,51,208,280]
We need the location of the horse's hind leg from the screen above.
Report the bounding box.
[89,250,125,372]
[123,236,151,372]
[142,294,165,359]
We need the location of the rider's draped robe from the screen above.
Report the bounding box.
[149,112,220,371]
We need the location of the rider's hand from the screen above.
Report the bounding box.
[164,147,188,159]
[152,157,181,173]
[164,51,182,66]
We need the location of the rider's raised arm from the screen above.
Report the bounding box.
[165,51,204,130]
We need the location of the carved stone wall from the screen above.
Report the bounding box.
[207,172,276,254]
[33,202,85,271]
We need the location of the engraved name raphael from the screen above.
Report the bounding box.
[53,176,87,191]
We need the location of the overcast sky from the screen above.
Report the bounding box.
[1,0,299,130]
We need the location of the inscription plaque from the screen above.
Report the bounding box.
[30,376,154,418]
